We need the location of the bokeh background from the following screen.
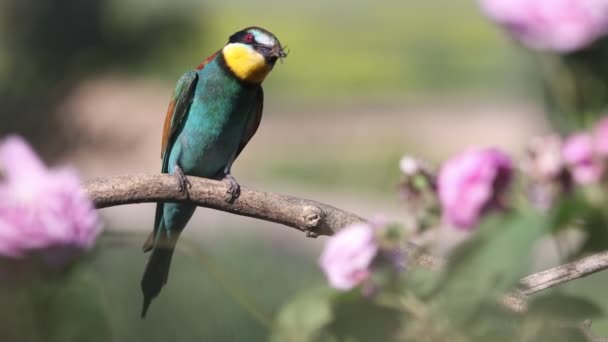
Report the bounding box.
[2,0,606,340]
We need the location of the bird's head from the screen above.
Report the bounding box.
[221,27,287,84]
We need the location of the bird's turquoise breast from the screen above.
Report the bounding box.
[168,59,257,178]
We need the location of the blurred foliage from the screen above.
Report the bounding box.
[5,0,527,104]
[540,37,608,133]
[536,187,608,334]
[0,230,324,341]
[549,186,608,258]
[433,210,549,325]
[565,271,608,334]
[8,174,608,341]
[90,232,322,341]
[0,0,203,158]
[0,266,111,342]
[5,1,608,339]
[273,288,404,342]
[273,208,608,341]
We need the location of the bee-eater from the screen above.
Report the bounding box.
[140,26,286,317]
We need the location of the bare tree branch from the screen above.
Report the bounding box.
[85,173,366,237]
[499,251,608,314]
[519,250,608,295]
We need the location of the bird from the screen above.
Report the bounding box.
[140,26,287,317]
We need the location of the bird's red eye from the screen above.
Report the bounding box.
[244,33,254,43]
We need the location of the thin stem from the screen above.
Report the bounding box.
[101,231,275,331]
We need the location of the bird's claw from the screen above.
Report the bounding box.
[173,166,191,194]
[223,174,241,203]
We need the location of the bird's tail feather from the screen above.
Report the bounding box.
[142,231,155,253]
[141,232,176,318]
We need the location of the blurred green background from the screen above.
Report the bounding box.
[4,0,606,341]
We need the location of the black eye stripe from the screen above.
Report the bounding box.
[228,31,257,44]
[228,28,281,48]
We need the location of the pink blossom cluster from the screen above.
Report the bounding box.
[319,222,378,291]
[562,118,608,184]
[436,117,608,230]
[480,0,608,52]
[438,148,513,230]
[319,217,404,291]
[0,136,101,265]
[320,117,608,290]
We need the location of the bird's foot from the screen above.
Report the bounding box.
[172,165,191,194]
[222,174,241,203]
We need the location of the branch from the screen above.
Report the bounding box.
[519,250,608,296]
[499,251,608,313]
[84,174,608,307]
[85,173,366,237]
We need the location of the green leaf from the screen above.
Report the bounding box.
[544,188,608,255]
[468,302,521,342]
[577,209,608,253]
[528,292,603,321]
[434,210,550,326]
[271,287,335,342]
[273,287,405,342]
[404,267,441,299]
[0,263,112,342]
[519,319,589,342]
[33,266,112,342]
[551,191,592,230]
[532,326,589,342]
[0,284,40,342]
[326,291,405,342]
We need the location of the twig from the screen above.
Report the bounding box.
[85,173,366,237]
[500,251,608,314]
[519,250,608,296]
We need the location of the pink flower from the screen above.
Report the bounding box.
[594,117,608,157]
[0,136,101,265]
[480,0,608,52]
[562,133,604,184]
[438,148,513,229]
[319,223,378,291]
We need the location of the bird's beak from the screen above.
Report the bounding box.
[271,45,287,59]
[260,45,287,65]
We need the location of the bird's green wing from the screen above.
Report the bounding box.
[143,70,198,253]
[160,71,198,171]
[236,85,264,159]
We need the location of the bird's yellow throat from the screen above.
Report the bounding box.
[222,43,271,83]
